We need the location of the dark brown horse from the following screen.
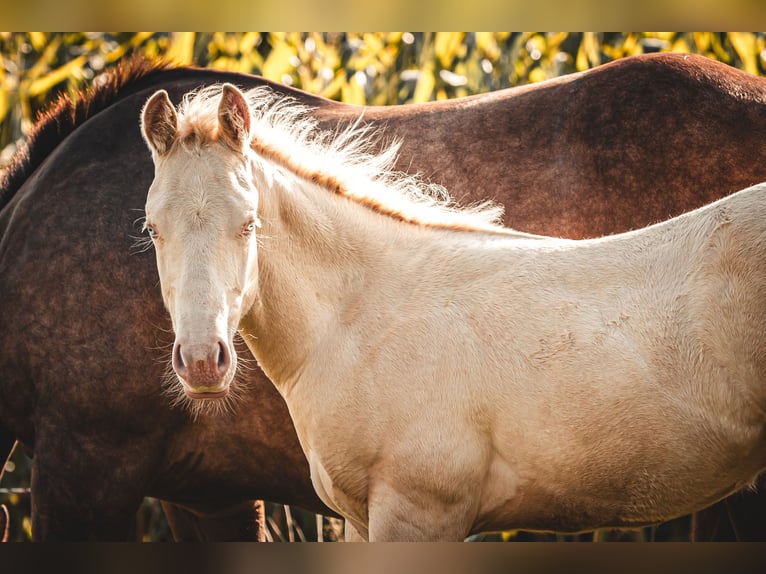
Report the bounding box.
[2,52,765,541]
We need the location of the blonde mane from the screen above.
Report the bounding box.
[174,84,507,232]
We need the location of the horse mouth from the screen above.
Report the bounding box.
[184,388,230,400]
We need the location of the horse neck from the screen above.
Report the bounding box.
[240,170,462,390]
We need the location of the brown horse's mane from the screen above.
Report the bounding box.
[0,56,177,212]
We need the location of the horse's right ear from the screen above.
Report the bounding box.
[141,89,178,158]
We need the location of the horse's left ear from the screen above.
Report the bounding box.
[141,89,177,158]
[218,84,252,152]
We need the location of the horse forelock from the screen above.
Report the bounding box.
[0,55,174,212]
[175,84,506,233]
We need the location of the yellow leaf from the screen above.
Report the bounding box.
[0,85,6,126]
[693,31,711,52]
[671,37,690,54]
[26,36,62,81]
[340,76,366,105]
[28,32,47,52]
[362,32,384,58]
[224,34,239,56]
[413,66,435,103]
[263,41,296,81]
[165,32,196,66]
[240,32,260,55]
[249,50,264,72]
[319,71,346,101]
[574,32,601,71]
[583,32,601,67]
[435,32,464,68]
[501,530,518,541]
[130,32,156,49]
[476,32,498,60]
[653,32,676,42]
[211,56,238,70]
[546,31,569,52]
[27,55,88,97]
[622,33,640,56]
[729,32,758,75]
[528,67,546,83]
[576,41,589,71]
[526,34,546,58]
[709,33,731,62]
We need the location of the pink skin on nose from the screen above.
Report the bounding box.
[172,339,232,398]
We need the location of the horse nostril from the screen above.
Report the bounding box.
[217,340,231,375]
[172,343,188,378]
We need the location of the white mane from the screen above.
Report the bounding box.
[175,84,507,232]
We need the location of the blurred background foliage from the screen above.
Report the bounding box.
[1,31,765,541]
[3,32,766,170]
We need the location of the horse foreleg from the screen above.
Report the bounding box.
[162,499,267,541]
[367,482,469,541]
[30,437,148,541]
[343,518,367,541]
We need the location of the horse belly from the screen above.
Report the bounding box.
[474,388,766,535]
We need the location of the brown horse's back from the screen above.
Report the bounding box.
[360,52,766,238]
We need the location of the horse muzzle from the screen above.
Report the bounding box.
[172,338,233,399]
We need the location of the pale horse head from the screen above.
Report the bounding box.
[140,84,260,403]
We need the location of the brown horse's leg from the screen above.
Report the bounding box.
[692,502,735,541]
[0,504,8,542]
[0,436,15,485]
[693,477,766,541]
[0,424,17,542]
[162,500,267,541]
[30,435,151,541]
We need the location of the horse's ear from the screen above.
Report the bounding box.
[218,84,252,152]
[141,89,177,158]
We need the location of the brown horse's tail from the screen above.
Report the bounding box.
[0,422,17,542]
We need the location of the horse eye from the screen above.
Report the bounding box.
[144,224,158,239]
[243,220,256,236]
